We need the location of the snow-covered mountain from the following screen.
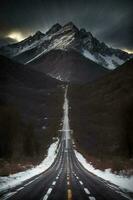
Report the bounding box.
[0,22,132,69]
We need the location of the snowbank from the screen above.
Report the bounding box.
[75,150,133,192]
[0,139,59,192]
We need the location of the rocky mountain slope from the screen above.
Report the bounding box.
[0,55,63,175]
[30,49,109,84]
[0,37,17,48]
[0,22,132,70]
[69,58,133,170]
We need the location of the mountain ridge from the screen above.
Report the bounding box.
[0,22,132,69]
[29,49,109,84]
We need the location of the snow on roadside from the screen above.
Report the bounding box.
[0,139,59,192]
[75,150,133,192]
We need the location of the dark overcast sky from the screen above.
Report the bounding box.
[0,0,133,51]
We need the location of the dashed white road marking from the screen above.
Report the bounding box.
[73,172,95,199]
[89,197,96,200]
[43,188,53,200]
[56,176,59,180]
[73,174,96,200]
[79,181,83,185]
[84,188,90,195]
[67,181,70,185]
[52,181,56,186]
[47,188,53,195]
[74,173,80,180]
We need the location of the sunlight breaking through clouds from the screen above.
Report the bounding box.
[7,32,24,42]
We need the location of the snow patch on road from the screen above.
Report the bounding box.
[75,150,133,192]
[0,139,59,192]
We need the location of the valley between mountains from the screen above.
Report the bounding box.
[0,22,133,200]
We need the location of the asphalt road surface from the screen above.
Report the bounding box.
[0,87,132,200]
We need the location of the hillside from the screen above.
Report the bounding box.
[69,59,133,171]
[29,49,109,84]
[0,56,64,175]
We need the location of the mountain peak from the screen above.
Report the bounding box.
[32,31,45,41]
[64,21,75,26]
[46,23,62,35]
[35,31,44,35]
[63,22,79,31]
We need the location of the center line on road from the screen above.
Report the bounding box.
[67,189,72,200]
[67,181,70,186]
[89,196,96,200]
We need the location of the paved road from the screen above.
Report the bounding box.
[0,87,132,200]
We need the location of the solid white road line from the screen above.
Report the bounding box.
[24,180,34,186]
[1,192,17,200]
[16,187,24,192]
[1,175,42,200]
